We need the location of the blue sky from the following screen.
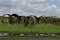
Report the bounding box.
[48,0,60,8]
[0,0,60,17]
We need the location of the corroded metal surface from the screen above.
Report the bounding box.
[0,14,60,26]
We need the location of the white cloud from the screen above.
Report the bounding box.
[0,0,60,17]
[52,5,57,8]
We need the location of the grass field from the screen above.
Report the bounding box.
[0,24,60,34]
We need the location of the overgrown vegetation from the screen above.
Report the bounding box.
[0,24,60,34]
[0,15,60,34]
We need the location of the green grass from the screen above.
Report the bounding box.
[0,24,60,34]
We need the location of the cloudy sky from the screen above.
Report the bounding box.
[0,0,60,17]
